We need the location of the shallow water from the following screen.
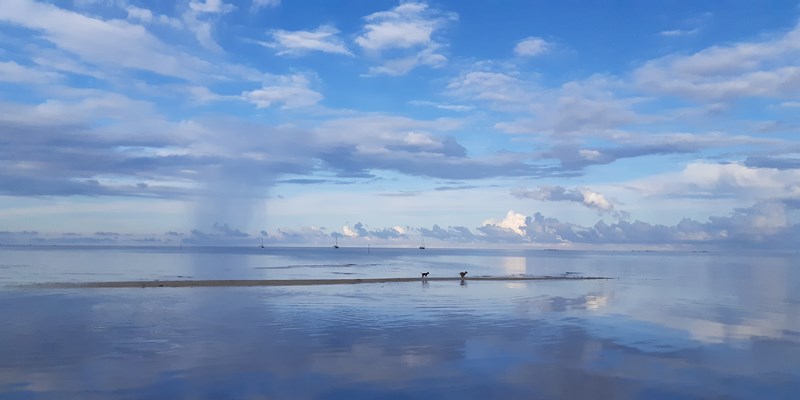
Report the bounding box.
[1,246,798,399]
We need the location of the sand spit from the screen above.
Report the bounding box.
[26,275,611,289]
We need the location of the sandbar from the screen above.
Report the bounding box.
[25,275,610,289]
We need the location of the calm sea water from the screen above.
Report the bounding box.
[1,246,798,399]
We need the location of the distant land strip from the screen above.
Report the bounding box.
[25,275,611,289]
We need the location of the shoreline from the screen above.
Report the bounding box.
[24,275,611,289]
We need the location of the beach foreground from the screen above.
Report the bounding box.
[2,246,798,399]
[27,275,610,289]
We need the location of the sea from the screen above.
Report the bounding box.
[0,245,798,399]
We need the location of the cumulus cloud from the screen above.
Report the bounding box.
[481,210,527,236]
[342,222,407,240]
[514,37,551,56]
[469,203,800,249]
[3,204,798,249]
[264,25,353,56]
[512,186,628,218]
[356,2,444,50]
[355,1,457,75]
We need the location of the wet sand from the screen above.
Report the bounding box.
[26,275,610,289]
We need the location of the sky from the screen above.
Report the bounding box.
[1,0,800,249]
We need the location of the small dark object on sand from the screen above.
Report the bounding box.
[421,272,429,278]
[459,271,468,278]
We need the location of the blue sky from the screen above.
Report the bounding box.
[1,0,800,249]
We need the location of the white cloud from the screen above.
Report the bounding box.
[446,70,534,106]
[187,22,219,52]
[314,115,462,146]
[309,115,551,180]
[0,92,158,127]
[4,203,797,248]
[659,28,699,37]
[184,86,229,104]
[533,132,778,171]
[472,203,800,248]
[356,2,439,50]
[631,162,800,201]
[125,5,153,22]
[183,0,240,51]
[452,69,642,136]
[579,149,602,160]
[355,1,457,75]
[340,222,407,239]
[241,74,323,109]
[539,75,645,136]
[0,61,62,84]
[726,201,791,233]
[512,186,627,218]
[482,210,527,236]
[125,5,183,29]
[189,0,233,14]
[409,100,473,112]
[265,25,352,56]
[540,92,641,135]
[514,36,550,57]
[635,22,800,101]
[0,0,212,80]
[366,44,446,75]
[342,225,358,237]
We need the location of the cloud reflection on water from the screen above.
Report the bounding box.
[1,249,799,399]
[1,275,798,399]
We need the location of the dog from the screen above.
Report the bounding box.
[459,271,468,278]
[421,272,429,278]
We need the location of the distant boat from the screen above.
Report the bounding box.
[260,238,265,249]
[333,236,339,249]
[419,239,426,250]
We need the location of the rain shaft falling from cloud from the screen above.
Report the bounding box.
[192,163,275,242]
